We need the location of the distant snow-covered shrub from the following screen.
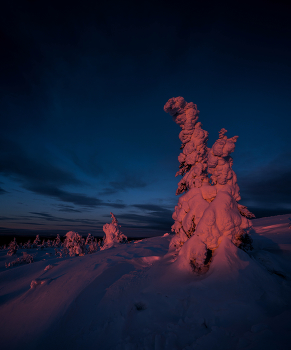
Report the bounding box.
[101,213,127,250]
[5,252,34,268]
[33,235,41,248]
[63,231,85,256]
[22,240,31,249]
[7,238,18,256]
[53,234,62,248]
[85,233,99,254]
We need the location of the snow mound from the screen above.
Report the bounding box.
[0,215,291,349]
[44,264,53,271]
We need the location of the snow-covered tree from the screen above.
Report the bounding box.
[63,231,85,257]
[7,238,18,256]
[101,213,127,250]
[53,234,62,248]
[164,97,254,272]
[85,233,99,254]
[33,235,41,248]
[164,97,210,249]
[22,240,31,249]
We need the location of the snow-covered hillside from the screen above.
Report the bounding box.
[0,214,291,350]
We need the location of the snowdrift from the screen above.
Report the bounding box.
[0,215,291,350]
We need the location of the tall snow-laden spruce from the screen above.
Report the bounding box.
[164,97,254,272]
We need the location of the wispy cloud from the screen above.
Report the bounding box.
[239,152,291,209]
[0,139,106,207]
[106,203,173,231]
[57,204,83,213]
[25,184,103,207]
[0,186,8,195]
[132,204,172,214]
[99,176,147,195]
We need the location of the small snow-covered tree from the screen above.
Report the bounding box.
[85,233,99,254]
[63,231,85,257]
[23,240,31,249]
[101,213,127,250]
[33,235,41,248]
[164,97,254,272]
[53,234,62,248]
[7,238,18,256]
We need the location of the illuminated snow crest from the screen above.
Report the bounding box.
[101,212,127,250]
[164,97,254,272]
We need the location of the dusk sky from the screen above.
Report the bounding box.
[1,1,290,237]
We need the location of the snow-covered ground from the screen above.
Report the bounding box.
[1,214,291,350]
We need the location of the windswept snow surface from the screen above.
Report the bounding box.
[1,215,291,350]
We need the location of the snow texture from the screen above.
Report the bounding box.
[164,97,254,271]
[101,212,127,250]
[0,214,291,350]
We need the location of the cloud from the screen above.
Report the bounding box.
[29,212,62,222]
[57,204,83,213]
[26,184,103,207]
[99,176,147,195]
[28,211,101,225]
[0,139,106,207]
[108,203,173,231]
[0,139,80,186]
[57,205,83,213]
[114,212,172,231]
[103,202,127,209]
[132,204,172,214]
[0,216,17,221]
[239,152,291,211]
[0,139,136,209]
[0,186,8,195]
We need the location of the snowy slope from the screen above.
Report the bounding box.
[0,215,291,350]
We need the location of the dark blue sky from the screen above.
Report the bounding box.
[1,0,291,237]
